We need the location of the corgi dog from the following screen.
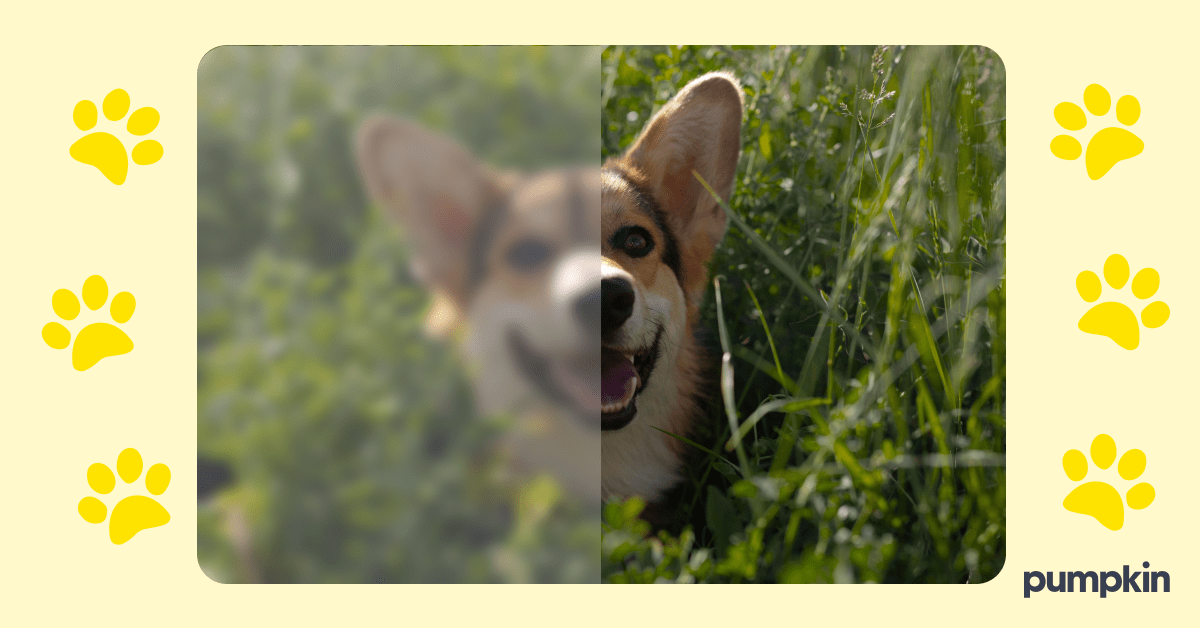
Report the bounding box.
[353,71,742,508]
[601,72,743,503]
[355,117,602,503]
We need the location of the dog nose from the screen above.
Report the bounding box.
[575,288,601,332]
[601,278,635,335]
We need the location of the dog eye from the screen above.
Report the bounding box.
[621,228,654,258]
[506,238,554,273]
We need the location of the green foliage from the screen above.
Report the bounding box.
[601,46,1006,584]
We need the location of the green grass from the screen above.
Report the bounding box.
[600,45,1006,584]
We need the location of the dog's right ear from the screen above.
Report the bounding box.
[356,116,504,309]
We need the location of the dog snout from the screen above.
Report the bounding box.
[601,278,635,335]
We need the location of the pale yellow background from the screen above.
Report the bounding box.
[1,1,1195,624]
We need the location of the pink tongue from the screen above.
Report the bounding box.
[601,356,637,405]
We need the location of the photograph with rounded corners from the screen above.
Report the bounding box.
[195,44,1004,585]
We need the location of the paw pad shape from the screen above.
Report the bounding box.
[41,275,136,371]
[1051,84,1142,180]
[70,89,163,185]
[78,448,171,545]
[1076,254,1168,350]
[1062,434,1154,531]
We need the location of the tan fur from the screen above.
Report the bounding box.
[601,72,744,502]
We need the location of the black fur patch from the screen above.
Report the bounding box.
[466,195,510,299]
[601,166,684,287]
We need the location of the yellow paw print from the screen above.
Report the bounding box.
[78,448,171,545]
[70,89,163,185]
[1062,435,1154,531]
[1076,254,1168,350]
[1051,84,1143,180]
[41,275,136,371]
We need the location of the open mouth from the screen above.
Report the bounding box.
[508,328,600,428]
[506,325,662,431]
[601,326,662,431]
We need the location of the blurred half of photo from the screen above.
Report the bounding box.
[198,46,601,583]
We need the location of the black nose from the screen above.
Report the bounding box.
[575,288,601,332]
[601,278,635,335]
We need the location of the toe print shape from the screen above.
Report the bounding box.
[69,89,162,185]
[1076,254,1168,350]
[1062,435,1154,531]
[1051,84,1143,180]
[79,448,171,545]
[41,275,136,371]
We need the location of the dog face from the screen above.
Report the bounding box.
[458,169,601,426]
[600,72,743,500]
[355,71,742,504]
[355,119,601,502]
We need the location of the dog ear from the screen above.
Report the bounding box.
[356,116,505,308]
[619,72,743,297]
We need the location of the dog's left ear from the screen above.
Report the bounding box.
[618,72,743,297]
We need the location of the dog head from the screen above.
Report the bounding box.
[599,72,744,432]
[355,118,601,501]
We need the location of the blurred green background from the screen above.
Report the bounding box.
[197,46,599,583]
[601,46,1006,583]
